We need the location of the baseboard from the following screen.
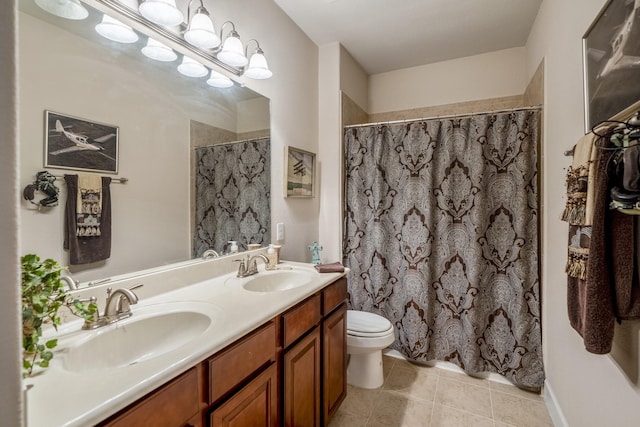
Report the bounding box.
[544,379,569,427]
[382,349,513,385]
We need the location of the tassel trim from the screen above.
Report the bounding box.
[566,247,588,280]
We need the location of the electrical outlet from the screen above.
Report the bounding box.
[276,223,285,241]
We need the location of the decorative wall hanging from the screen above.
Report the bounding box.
[285,146,315,197]
[44,110,119,174]
[583,0,640,132]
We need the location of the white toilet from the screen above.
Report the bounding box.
[346,310,395,389]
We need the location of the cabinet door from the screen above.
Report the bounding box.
[283,327,321,427]
[209,363,278,427]
[323,303,347,425]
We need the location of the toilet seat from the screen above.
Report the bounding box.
[347,310,393,337]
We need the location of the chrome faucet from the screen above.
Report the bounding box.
[202,249,220,260]
[235,254,269,278]
[82,284,143,330]
[60,274,78,290]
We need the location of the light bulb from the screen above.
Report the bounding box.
[95,15,139,44]
[177,56,208,78]
[217,34,248,67]
[244,50,272,79]
[35,0,89,20]
[139,0,184,27]
[206,70,234,88]
[185,11,220,49]
[142,38,178,62]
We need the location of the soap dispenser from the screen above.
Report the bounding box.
[229,241,238,254]
[266,244,277,270]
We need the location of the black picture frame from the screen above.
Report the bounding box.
[583,0,640,133]
[44,110,119,174]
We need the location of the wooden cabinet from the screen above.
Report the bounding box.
[323,303,347,424]
[209,363,278,427]
[98,367,201,427]
[283,327,321,426]
[281,277,348,427]
[98,277,347,427]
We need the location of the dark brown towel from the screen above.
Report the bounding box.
[314,262,345,273]
[64,175,112,265]
[567,136,638,354]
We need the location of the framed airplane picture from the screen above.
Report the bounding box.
[583,0,640,132]
[43,110,119,174]
[285,146,315,198]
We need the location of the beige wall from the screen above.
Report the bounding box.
[368,47,528,114]
[1,2,21,426]
[528,0,640,425]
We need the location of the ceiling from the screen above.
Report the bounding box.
[273,0,543,75]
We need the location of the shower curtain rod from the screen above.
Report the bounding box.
[194,136,270,150]
[343,105,543,129]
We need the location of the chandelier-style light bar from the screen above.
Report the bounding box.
[35,0,273,87]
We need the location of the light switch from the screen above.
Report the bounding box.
[276,223,285,241]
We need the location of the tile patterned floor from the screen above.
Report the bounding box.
[329,356,553,427]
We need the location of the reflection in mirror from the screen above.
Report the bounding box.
[19,0,270,286]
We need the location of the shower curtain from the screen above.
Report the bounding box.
[343,110,543,388]
[193,137,270,256]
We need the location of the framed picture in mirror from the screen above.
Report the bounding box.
[285,146,315,198]
[44,110,119,174]
[583,0,640,133]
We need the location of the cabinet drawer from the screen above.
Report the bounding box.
[209,321,276,404]
[100,368,199,427]
[322,278,348,316]
[282,294,321,348]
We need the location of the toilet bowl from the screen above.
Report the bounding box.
[346,310,395,389]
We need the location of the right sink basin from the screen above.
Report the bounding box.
[242,268,317,292]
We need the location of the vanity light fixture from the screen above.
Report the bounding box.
[243,40,272,80]
[206,69,233,88]
[177,55,208,77]
[35,0,89,20]
[141,37,178,61]
[95,14,139,43]
[217,21,248,68]
[184,0,221,50]
[138,0,184,27]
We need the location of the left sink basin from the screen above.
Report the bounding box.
[62,302,215,373]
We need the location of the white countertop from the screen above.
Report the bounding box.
[25,260,346,427]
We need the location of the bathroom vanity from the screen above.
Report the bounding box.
[25,257,347,427]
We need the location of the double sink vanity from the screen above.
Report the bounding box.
[25,252,348,427]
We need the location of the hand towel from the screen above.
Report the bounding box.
[562,132,598,226]
[76,174,102,237]
[314,262,345,273]
[64,175,112,265]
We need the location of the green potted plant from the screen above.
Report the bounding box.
[21,254,96,377]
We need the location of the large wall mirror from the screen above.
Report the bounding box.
[18,0,271,286]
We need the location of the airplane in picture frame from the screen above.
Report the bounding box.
[44,110,119,174]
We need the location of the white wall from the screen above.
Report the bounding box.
[528,0,640,425]
[1,2,22,426]
[317,43,342,263]
[237,97,270,133]
[368,47,527,114]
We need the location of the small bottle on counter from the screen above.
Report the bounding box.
[266,244,277,270]
[229,241,238,254]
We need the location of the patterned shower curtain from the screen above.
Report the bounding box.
[193,138,270,256]
[343,110,544,388]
